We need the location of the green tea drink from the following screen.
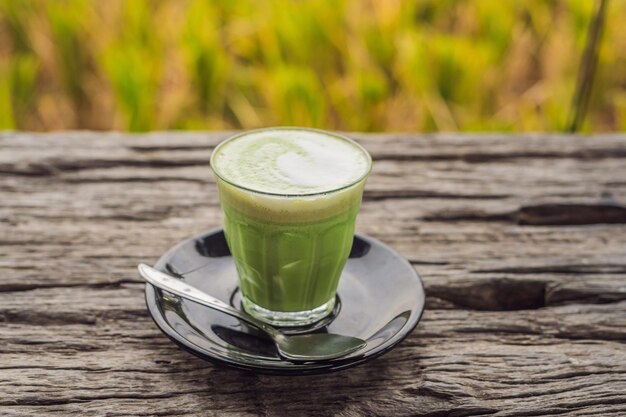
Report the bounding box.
[211,128,371,326]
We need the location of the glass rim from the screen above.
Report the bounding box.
[210,127,372,198]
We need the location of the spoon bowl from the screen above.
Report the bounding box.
[137,264,366,362]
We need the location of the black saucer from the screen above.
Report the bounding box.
[145,229,425,375]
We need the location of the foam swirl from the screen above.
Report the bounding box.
[212,129,370,195]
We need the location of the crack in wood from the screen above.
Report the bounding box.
[0,280,143,293]
[326,149,626,163]
[424,202,626,226]
[0,309,98,325]
[473,265,626,274]
[0,390,212,407]
[0,158,209,177]
[62,177,209,184]
[428,276,626,311]
[129,145,216,152]
[410,407,499,417]
[366,190,511,201]
[428,279,547,311]
[518,203,626,225]
[546,286,626,305]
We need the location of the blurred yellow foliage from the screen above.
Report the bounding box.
[0,0,624,132]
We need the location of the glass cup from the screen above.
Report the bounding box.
[210,127,371,326]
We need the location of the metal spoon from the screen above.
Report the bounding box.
[137,264,366,362]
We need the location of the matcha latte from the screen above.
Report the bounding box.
[211,128,371,326]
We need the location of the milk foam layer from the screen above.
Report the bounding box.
[212,129,370,195]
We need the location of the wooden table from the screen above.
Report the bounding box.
[2,132,625,416]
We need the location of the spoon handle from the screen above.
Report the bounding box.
[137,264,280,338]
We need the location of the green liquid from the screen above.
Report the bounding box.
[210,128,371,321]
[221,195,360,312]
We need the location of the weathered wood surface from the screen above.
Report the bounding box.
[1,132,625,417]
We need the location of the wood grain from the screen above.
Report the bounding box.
[1,132,625,416]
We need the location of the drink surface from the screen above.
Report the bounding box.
[211,128,370,195]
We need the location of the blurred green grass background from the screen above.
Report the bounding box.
[0,0,624,132]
